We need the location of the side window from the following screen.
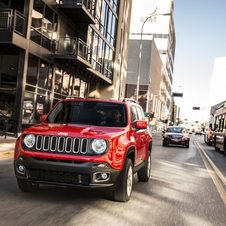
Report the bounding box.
[130,106,138,127]
[136,106,145,120]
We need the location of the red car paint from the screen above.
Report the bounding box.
[14,98,152,193]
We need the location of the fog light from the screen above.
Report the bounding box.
[93,172,110,182]
[17,164,26,175]
[101,173,108,180]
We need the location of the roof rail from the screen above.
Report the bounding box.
[65,96,85,99]
[122,98,138,104]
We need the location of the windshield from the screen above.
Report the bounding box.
[46,101,127,127]
[166,127,184,133]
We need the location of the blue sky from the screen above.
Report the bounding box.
[172,0,226,121]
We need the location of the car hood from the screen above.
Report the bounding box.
[23,123,127,139]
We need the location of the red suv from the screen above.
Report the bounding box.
[14,98,152,202]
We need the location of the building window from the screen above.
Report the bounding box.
[62,71,70,95]
[54,68,62,93]
[22,92,35,124]
[38,60,49,89]
[73,78,80,96]
[26,54,38,86]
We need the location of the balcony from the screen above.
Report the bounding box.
[0,9,26,36]
[57,0,96,24]
[53,37,92,68]
[0,9,27,48]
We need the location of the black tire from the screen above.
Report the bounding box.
[17,179,39,192]
[138,151,151,182]
[113,158,133,202]
[186,143,189,148]
[163,141,167,146]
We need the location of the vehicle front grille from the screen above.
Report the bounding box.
[171,136,181,140]
[35,135,88,155]
[29,169,90,185]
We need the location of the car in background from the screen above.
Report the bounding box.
[195,130,202,135]
[192,129,195,133]
[204,128,213,145]
[187,129,192,134]
[162,126,190,148]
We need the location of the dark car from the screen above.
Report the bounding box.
[162,126,190,148]
[14,98,152,202]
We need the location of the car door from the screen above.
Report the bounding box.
[130,105,144,165]
[136,106,147,160]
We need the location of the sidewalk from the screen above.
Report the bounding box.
[0,136,17,159]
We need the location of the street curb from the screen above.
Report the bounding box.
[0,151,14,159]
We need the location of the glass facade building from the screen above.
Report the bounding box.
[0,0,132,133]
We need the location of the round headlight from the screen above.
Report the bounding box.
[24,134,36,148]
[91,139,107,154]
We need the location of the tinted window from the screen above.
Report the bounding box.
[46,101,127,127]
[166,127,184,133]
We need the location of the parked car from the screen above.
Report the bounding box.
[162,126,190,148]
[14,97,152,202]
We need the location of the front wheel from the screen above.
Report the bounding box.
[138,151,151,182]
[17,179,39,192]
[113,158,133,202]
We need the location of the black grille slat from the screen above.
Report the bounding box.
[81,139,88,154]
[36,135,43,150]
[50,137,57,152]
[43,136,50,151]
[35,136,88,155]
[65,138,72,153]
[73,138,80,153]
[58,137,65,152]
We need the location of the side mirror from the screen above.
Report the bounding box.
[135,120,147,129]
[40,114,47,123]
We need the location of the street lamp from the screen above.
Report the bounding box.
[136,11,171,101]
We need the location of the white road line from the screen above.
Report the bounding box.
[195,141,226,206]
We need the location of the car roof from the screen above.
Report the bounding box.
[62,97,141,107]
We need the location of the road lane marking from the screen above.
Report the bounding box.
[195,141,226,206]
[196,142,226,186]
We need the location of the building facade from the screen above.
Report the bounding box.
[0,0,132,133]
[126,0,176,128]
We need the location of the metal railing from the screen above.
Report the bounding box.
[0,118,18,138]
[55,37,92,63]
[59,0,95,17]
[0,9,26,37]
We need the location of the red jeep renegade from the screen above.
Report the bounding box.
[14,98,152,202]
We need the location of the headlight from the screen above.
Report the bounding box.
[91,139,107,154]
[24,134,36,148]
[182,136,188,140]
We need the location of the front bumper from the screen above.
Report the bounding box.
[164,138,189,145]
[14,156,121,190]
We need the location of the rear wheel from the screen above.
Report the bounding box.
[138,151,151,182]
[113,158,133,202]
[17,179,39,192]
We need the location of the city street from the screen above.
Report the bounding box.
[1,133,226,226]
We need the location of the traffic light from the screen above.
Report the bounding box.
[195,121,199,123]
[193,107,200,110]
[150,111,154,118]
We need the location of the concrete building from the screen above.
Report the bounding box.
[126,0,176,129]
[0,0,132,133]
[209,57,226,106]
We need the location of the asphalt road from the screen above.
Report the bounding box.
[1,133,226,226]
